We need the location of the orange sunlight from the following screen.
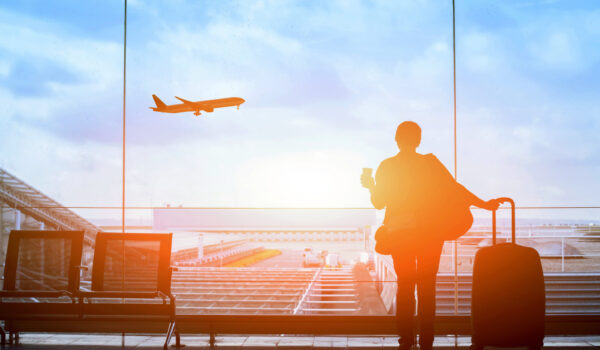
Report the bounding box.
[237,150,365,207]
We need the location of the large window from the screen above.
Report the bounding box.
[1,1,598,317]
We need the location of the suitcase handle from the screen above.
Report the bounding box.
[492,197,516,245]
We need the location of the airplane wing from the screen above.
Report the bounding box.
[175,96,196,105]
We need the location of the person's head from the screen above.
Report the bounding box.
[395,121,421,152]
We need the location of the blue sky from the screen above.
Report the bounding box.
[1,0,599,220]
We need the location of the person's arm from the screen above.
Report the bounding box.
[370,163,388,209]
[429,154,499,211]
[361,161,389,210]
[457,183,499,210]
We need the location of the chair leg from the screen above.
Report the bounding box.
[0,326,5,346]
[13,332,19,345]
[8,332,13,345]
[173,331,185,348]
[209,332,215,348]
[164,321,175,350]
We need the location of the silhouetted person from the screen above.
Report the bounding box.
[361,121,499,350]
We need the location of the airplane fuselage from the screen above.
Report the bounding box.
[150,96,245,116]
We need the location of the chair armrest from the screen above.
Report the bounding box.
[157,291,176,304]
[0,290,74,299]
[78,291,163,299]
[157,290,167,303]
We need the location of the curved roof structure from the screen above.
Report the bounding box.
[0,167,98,245]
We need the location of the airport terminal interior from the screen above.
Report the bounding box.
[1,1,599,349]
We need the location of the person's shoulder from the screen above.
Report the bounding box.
[422,153,437,160]
[376,154,400,174]
[422,153,455,180]
[422,153,444,165]
[379,154,402,168]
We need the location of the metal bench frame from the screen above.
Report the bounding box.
[77,232,177,350]
[1,231,178,350]
[0,230,85,345]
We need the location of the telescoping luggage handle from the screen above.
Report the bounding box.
[492,197,516,245]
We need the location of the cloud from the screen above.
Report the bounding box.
[519,7,600,73]
[0,56,83,96]
[1,1,448,148]
[529,30,582,70]
[1,1,599,211]
[0,7,123,142]
[0,117,122,207]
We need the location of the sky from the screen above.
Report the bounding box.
[1,0,599,222]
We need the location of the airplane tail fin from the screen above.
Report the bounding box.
[152,94,167,109]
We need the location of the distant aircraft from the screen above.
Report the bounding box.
[150,95,245,116]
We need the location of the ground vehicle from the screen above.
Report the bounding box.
[325,253,342,268]
[302,248,321,267]
[320,250,328,265]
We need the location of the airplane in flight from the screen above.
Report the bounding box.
[150,95,245,116]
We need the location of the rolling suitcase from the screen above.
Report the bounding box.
[471,197,545,350]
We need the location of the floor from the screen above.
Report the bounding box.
[4,334,600,349]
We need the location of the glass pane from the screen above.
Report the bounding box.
[16,238,72,291]
[2,0,598,322]
[102,240,160,291]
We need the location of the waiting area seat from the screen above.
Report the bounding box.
[0,230,177,350]
[0,230,84,345]
[77,232,177,349]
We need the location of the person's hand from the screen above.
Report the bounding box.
[483,198,501,211]
[361,173,375,190]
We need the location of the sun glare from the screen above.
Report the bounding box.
[237,150,365,207]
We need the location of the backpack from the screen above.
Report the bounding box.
[374,154,473,255]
